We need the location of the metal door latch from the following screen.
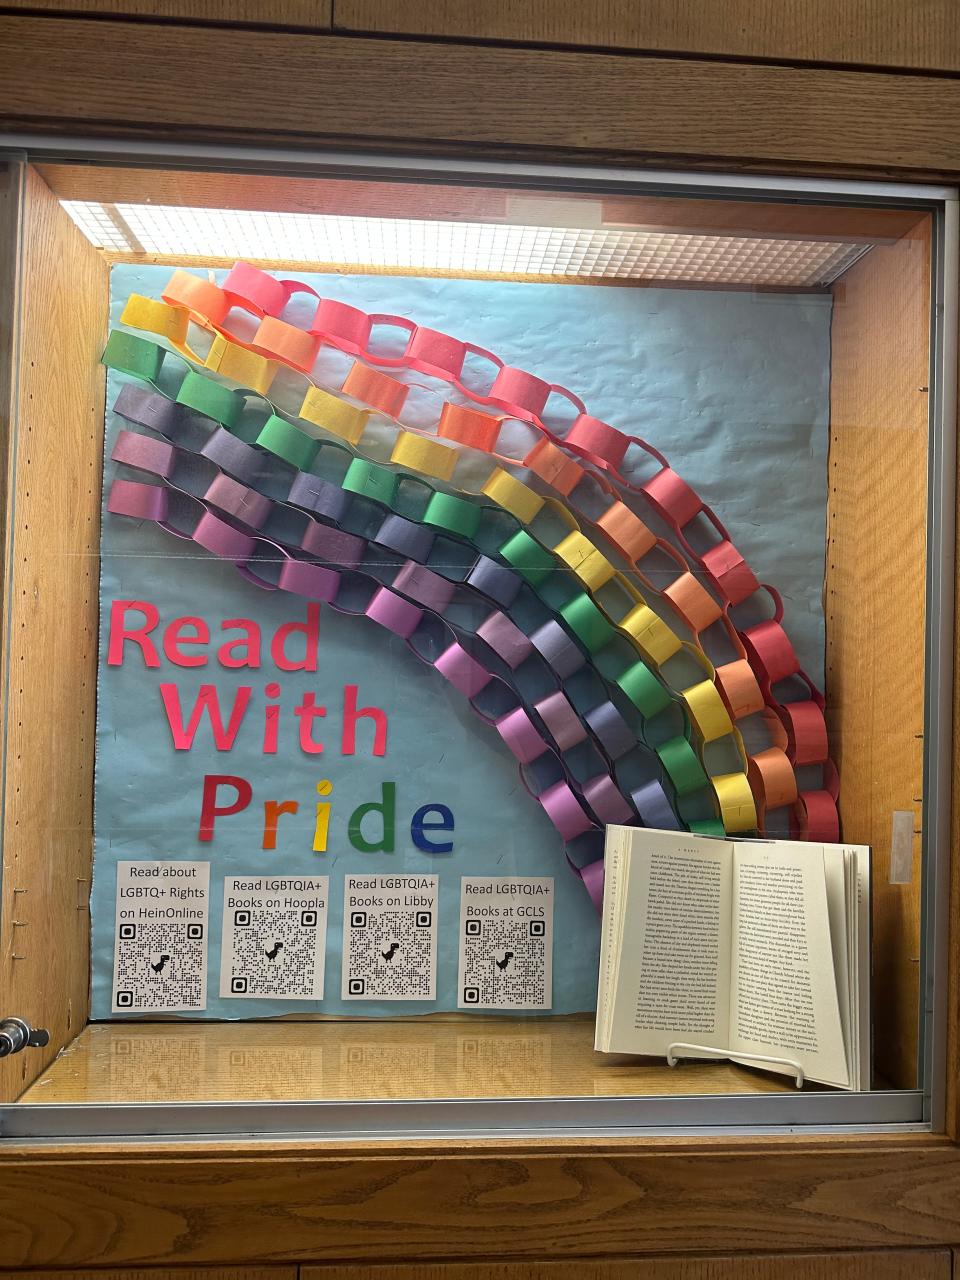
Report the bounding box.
[0,1017,49,1057]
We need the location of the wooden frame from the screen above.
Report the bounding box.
[333,1,960,74]
[3,1135,960,1266]
[0,9,958,1272]
[0,18,958,181]
[0,165,105,1105]
[0,173,932,1103]
[826,215,931,1089]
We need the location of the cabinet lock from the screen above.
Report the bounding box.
[0,1017,50,1057]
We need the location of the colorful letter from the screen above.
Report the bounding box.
[313,779,333,853]
[262,682,281,754]
[160,683,252,751]
[348,781,396,853]
[270,602,321,673]
[107,599,160,668]
[294,691,326,754]
[218,618,262,669]
[262,798,299,850]
[199,773,252,841]
[410,803,455,853]
[163,616,210,667]
[341,684,387,758]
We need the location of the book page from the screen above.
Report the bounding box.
[595,827,628,1051]
[853,845,872,1091]
[730,843,849,1087]
[822,846,853,1081]
[605,831,732,1057]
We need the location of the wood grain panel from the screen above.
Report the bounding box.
[3,1139,960,1266]
[0,167,107,1102]
[335,0,960,73]
[2,19,960,178]
[0,1272,295,1280]
[0,1,331,24]
[306,1253,951,1280]
[826,218,931,1088]
[0,161,22,638]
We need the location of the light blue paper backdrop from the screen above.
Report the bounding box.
[89,265,831,1019]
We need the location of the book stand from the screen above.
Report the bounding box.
[666,1042,806,1089]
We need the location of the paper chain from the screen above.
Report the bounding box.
[103,331,764,821]
[104,367,747,831]
[103,381,766,907]
[116,280,839,843]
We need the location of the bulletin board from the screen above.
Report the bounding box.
[89,265,831,1020]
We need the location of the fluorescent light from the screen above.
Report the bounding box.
[61,200,867,286]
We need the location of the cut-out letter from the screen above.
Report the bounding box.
[341,684,387,757]
[160,683,252,751]
[262,798,299,850]
[294,691,326,754]
[218,618,261,669]
[107,599,160,668]
[313,779,333,853]
[262,681,281,754]
[348,781,396,853]
[163,616,210,667]
[270,602,321,672]
[199,773,252,841]
[410,803,455,853]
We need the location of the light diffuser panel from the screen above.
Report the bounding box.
[60,200,868,286]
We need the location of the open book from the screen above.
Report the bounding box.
[595,828,871,1090]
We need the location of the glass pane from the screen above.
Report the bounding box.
[0,156,945,1134]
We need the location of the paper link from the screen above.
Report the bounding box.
[124,295,751,657]
[109,412,749,840]
[185,266,834,749]
[109,375,762,835]
[110,474,617,905]
[106,369,747,773]
[118,297,836,833]
[104,339,797,833]
[108,363,831,838]
[158,264,804,611]
[109,464,741,908]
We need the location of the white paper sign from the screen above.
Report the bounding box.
[112,860,210,1012]
[342,874,438,1001]
[458,876,554,1010]
[220,875,328,999]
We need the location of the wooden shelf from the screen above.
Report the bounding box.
[19,1017,794,1104]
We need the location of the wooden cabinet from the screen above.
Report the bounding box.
[309,1258,955,1279]
[1,16,958,179]
[333,0,960,72]
[0,1,331,23]
[0,5,959,1279]
[2,1255,952,1280]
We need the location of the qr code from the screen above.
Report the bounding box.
[345,906,436,999]
[461,917,550,1009]
[114,920,205,1011]
[226,907,321,998]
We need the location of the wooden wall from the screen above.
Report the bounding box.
[0,3,959,1278]
[0,1259,954,1280]
[0,1,333,22]
[827,216,931,1089]
[1,12,960,179]
[335,1,960,72]
[5,0,960,73]
[0,167,106,1103]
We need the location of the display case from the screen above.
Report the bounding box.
[0,146,954,1142]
